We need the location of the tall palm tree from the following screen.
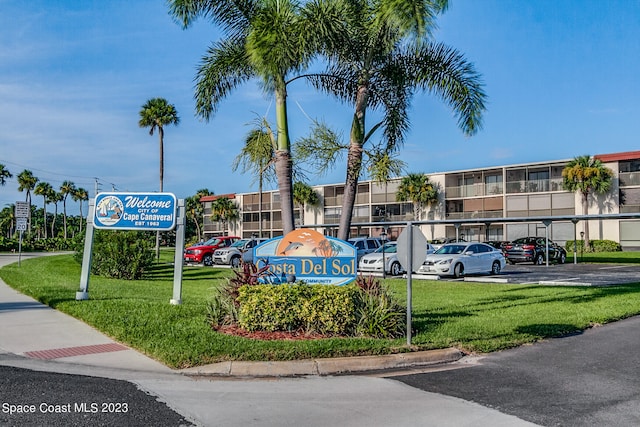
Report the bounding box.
[293,181,319,226]
[138,98,180,192]
[233,117,277,237]
[59,180,76,239]
[396,173,438,221]
[72,187,89,234]
[34,182,53,238]
[562,155,614,251]
[304,0,485,240]
[211,197,239,236]
[0,164,12,186]
[0,205,16,237]
[139,97,180,259]
[168,0,346,235]
[17,170,39,233]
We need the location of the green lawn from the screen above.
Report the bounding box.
[1,252,640,369]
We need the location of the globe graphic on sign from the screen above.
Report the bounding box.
[95,196,124,227]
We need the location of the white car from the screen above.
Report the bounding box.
[213,238,267,268]
[358,242,404,276]
[418,242,506,278]
[358,242,436,276]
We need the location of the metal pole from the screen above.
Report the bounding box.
[171,199,186,305]
[77,200,95,300]
[406,222,413,346]
[572,219,578,264]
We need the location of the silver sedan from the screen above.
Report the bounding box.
[418,242,506,278]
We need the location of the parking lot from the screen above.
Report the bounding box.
[413,262,640,286]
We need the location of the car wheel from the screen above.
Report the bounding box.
[203,254,213,266]
[453,263,464,278]
[230,256,241,268]
[491,261,501,275]
[559,252,566,264]
[534,254,544,265]
[390,262,401,276]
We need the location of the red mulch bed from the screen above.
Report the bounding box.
[215,324,331,341]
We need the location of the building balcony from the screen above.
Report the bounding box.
[505,178,564,194]
[445,210,503,220]
[619,172,640,187]
[445,183,504,198]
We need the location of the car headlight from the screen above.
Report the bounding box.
[437,258,453,265]
[194,249,202,255]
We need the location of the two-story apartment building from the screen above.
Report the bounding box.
[201,151,640,248]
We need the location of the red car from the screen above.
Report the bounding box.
[184,236,240,266]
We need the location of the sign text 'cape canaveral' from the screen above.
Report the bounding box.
[93,192,177,231]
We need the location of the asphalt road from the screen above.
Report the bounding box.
[0,365,193,427]
[391,315,640,427]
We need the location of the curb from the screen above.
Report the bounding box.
[180,348,464,378]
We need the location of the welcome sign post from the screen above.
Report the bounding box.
[78,192,186,304]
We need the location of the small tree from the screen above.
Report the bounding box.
[60,180,77,239]
[562,155,613,251]
[72,187,89,234]
[34,182,53,239]
[292,181,320,226]
[396,173,438,221]
[211,197,239,236]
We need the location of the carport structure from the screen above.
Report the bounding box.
[309,212,640,267]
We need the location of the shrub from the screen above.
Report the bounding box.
[565,239,622,253]
[85,230,155,279]
[237,284,360,335]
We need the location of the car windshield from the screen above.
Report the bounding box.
[434,244,466,255]
[202,238,221,246]
[374,243,397,253]
[231,240,249,248]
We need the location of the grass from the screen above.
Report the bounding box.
[1,251,640,368]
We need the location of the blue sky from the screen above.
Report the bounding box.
[1,0,639,214]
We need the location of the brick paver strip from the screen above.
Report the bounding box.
[24,343,128,360]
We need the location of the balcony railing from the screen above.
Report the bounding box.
[505,178,564,194]
[619,172,640,187]
[446,183,504,198]
[445,210,504,220]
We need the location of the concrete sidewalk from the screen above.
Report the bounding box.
[0,253,462,378]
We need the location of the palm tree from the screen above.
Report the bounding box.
[396,173,438,221]
[17,170,39,233]
[139,97,180,259]
[293,181,319,226]
[34,182,53,238]
[48,189,62,238]
[186,188,213,242]
[72,187,89,234]
[138,98,180,193]
[303,0,485,240]
[0,164,12,186]
[0,204,16,237]
[168,0,346,235]
[59,180,76,239]
[562,155,614,251]
[211,197,239,236]
[232,117,277,237]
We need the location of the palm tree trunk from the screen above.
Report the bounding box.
[338,84,368,241]
[63,200,68,239]
[42,198,48,239]
[79,202,84,234]
[156,127,164,261]
[582,191,590,251]
[274,86,295,235]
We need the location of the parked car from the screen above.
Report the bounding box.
[359,241,436,276]
[486,240,509,254]
[358,242,403,276]
[429,237,467,251]
[417,242,506,278]
[184,236,240,266]
[348,237,382,261]
[503,237,567,265]
[213,238,267,267]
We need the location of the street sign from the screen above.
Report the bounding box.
[396,225,429,272]
[16,218,27,231]
[93,192,177,231]
[15,201,29,218]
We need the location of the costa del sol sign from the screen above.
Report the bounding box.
[254,228,357,286]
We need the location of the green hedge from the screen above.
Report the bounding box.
[565,239,622,252]
[237,284,360,335]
